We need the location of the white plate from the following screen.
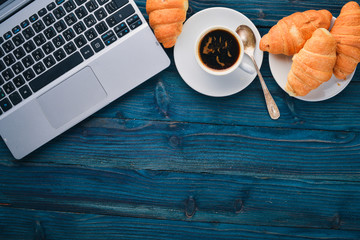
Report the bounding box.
[174,7,263,97]
[269,17,355,102]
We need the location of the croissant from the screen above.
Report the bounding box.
[260,10,332,56]
[285,28,337,96]
[146,0,188,48]
[330,1,360,80]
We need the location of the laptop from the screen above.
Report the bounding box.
[0,0,170,159]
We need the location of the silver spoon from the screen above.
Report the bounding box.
[236,25,280,120]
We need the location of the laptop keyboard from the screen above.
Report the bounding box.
[0,0,143,115]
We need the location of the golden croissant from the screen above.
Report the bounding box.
[330,1,360,80]
[146,0,188,48]
[286,28,337,96]
[260,10,332,56]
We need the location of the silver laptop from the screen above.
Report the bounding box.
[0,0,170,159]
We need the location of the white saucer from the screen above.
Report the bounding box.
[174,7,263,97]
[269,17,355,102]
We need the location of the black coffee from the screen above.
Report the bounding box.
[198,29,240,71]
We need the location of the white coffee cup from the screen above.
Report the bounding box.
[195,26,244,76]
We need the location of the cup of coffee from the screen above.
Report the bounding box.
[195,26,244,76]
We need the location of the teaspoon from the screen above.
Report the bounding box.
[236,25,280,120]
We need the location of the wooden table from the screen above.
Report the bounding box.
[1,0,360,239]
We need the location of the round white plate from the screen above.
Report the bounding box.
[269,17,355,102]
[174,7,263,97]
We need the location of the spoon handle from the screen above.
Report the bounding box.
[250,55,280,120]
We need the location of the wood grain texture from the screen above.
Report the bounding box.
[1,164,360,231]
[1,118,359,180]
[1,207,359,240]
[1,0,360,239]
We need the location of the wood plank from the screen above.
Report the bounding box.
[1,207,359,240]
[1,118,359,180]
[0,165,360,231]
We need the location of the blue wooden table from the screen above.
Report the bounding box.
[1,0,360,239]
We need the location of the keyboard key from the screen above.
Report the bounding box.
[74,22,86,34]
[129,19,142,30]
[84,15,97,27]
[74,35,87,48]
[0,88,5,99]
[3,81,15,94]
[24,40,36,53]
[0,98,12,112]
[2,69,14,82]
[54,20,67,33]
[2,41,14,53]
[3,31,12,40]
[0,48,3,57]
[12,34,25,46]
[9,91,22,106]
[95,21,108,34]
[33,20,45,33]
[75,6,88,19]
[47,2,56,11]
[75,0,87,5]
[105,0,128,14]
[110,4,134,24]
[32,49,45,61]
[80,45,94,59]
[12,26,21,34]
[94,7,107,20]
[64,42,77,54]
[54,49,66,61]
[63,29,76,41]
[19,85,32,99]
[106,16,117,27]
[23,27,35,39]
[64,0,76,12]
[116,27,129,38]
[43,55,56,68]
[20,20,30,28]
[42,42,55,54]
[126,14,139,25]
[56,0,65,5]
[52,35,65,48]
[34,33,46,46]
[85,28,97,41]
[0,60,5,71]
[33,62,46,75]
[23,68,36,81]
[22,55,35,68]
[101,30,117,46]
[43,13,56,26]
[86,0,98,12]
[64,13,77,26]
[38,8,47,17]
[14,47,26,59]
[0,36,3,44]
[3,54,16,66]
[97,0,109,5]
[54,6,66,19]
[13,75,25,88]
[29,14,38,23]
[114,22,126,32]
[29,52,83,92]
[11,62,24,75]
[44,27,57,39]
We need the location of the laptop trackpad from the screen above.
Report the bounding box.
[37,67,107,129]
